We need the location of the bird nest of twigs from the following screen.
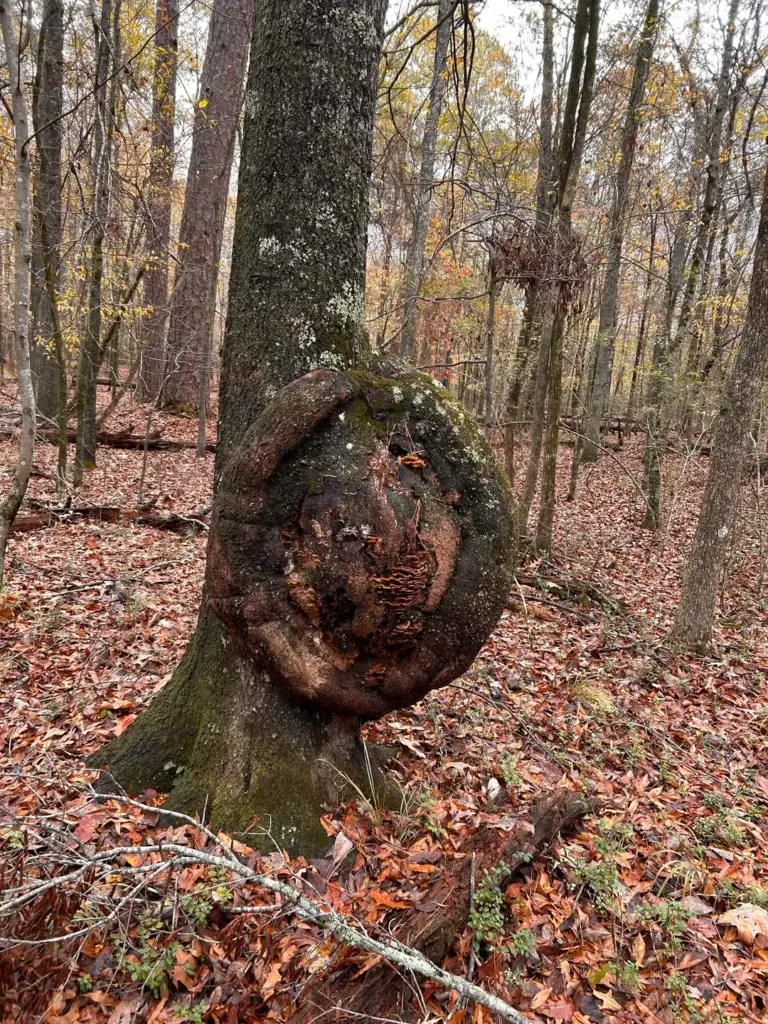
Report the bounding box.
[495,224,591,313]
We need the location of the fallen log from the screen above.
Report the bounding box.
[10,505,210,535]
[290,789,592,1023]
[0,425,216,454]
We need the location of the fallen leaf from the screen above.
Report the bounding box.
[718,904,768,945]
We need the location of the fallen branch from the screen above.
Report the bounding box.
[514,563,627,616]
[292,789,593,1022]
[10,504,210,535]
[0,425,216,454]
[0,794,537,1024]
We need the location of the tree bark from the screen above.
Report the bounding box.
[504,0,554,485]
[91,0,513,857]
[30,0,64,423]
[397,0,455,361]
[0,0,36,586]
[136,0,180,403]
[528,0,600,553]
[579,0,659,463]
[73,0,121,484]
[673,157,768,650]
[160,0,253,412]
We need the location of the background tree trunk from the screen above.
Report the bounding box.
[0,0,36,585]
[673,157,768,650]
[136,0,180,403]
[161,0,253,413]
[579,0,659,463]
[504,0,554,485]
[30,0,64,424]
[74,0,121,484]
[398,0,455,361]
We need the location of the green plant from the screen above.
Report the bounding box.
[77,973,93,994]
[595,818,634,856]
[417,793,446,840]
[576,859,622,913]
[124,939,182,997]
[638,900,688,954]
[174,1003,207,1024]
[719,879,768,909]
[509,928,536,959]
[499,753,522,788]
[664,970,689,998]
[612,958,641,993]
[693,810,746,848]
[469,864,508,948]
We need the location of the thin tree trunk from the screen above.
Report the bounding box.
[136,0,180,402]
[30,0,64,423]
[626,212,657,429]
[74,0,121,485]
[673,158,768,650]
[484,253,498,435]
[504,0,554,485]
[532,0,601,554]
[669,0,740,367]
[398,0,455,360]
[0,0,36,585]
[161,0,253,412]
[579,0,659,462]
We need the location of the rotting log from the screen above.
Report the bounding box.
[10,504,209,535]
[289,789,593,1023]
[0,425,216,454]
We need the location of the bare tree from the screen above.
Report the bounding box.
[30,0,65,425]
[397,0,455,361]
[136,0,180,402]
[0,0,36,585]
[161,0,253,413]
[73,0,123,484]
[578,0,660,464]
[673,155,768,650]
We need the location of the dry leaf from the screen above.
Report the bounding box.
[718,904,768,945]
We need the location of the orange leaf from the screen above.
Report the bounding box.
[370,888,410,909]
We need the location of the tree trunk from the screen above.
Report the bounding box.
[136,0,180,402]
[626,212,657,429]
[504,0,554,485]
[90,0,515,857]
[398,0,455,361]
[484,252,498,435]
[73,0,121,484]
[30,0,64,423]
[160,0,252,412]
[579,0,659,463]
[669,0,739,369]
[0,0,36,586]
[524,0,600,551]
[673,159,768,650]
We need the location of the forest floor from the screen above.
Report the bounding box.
[1,384,767,1024]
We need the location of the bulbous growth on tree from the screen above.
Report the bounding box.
[91,363,513,853]
[209,366,514,718]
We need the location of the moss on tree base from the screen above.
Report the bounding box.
[90,607,395,855]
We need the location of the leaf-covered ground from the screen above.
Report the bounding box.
[1,391,767,1024]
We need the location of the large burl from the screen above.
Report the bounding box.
[207,366,514,717]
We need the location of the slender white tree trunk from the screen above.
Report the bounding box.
[0,1,36,587]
